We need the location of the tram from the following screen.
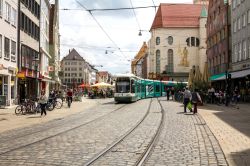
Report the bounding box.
[114,74,187,103]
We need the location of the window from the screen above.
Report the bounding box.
[5,2,11,22]
[0,0,3,17]
[156,37,160,45]
[233,20,237,33]
[11,8,17,26]
[237,17,241,30]
[243,40,247,60]
[4,37,10,59]
[168,36,173,45]
[238,42,242,61]
[248,38,250,59]
[167,49,174,73]
[186,37,200,47]
[243,13,246,27]
[0,34,2,58]
[156,50,160,74]
[234,44,238,62]
[11,40,16,61]
[248,10,250,24]
[233,0,236,9]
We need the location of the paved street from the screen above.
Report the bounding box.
[0,97,249,166]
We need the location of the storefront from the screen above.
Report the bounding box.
[0,66,17,106]
[17,69,40,102]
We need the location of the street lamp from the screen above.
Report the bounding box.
[138,30,149,36]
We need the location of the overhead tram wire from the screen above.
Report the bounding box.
[75,0,128,61]
[129,0,141,31]
[60,5,159,12]
[151,0,157,13]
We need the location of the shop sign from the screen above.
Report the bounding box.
[17,72,25,78]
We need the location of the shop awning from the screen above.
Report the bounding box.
[209,73,226,81]
[231,69,250,79]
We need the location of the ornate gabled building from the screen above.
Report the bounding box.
[131,42,148,79]
[148,3,208,81]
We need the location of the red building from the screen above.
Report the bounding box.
[207,0,231,84]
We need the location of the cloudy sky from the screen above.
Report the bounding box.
[60,0,193,74]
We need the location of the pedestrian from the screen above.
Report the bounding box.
[191,89,202,114]
[166,87,170,100]
[171,87,175,100]
[183,87,192,113]
[39,90,48,117]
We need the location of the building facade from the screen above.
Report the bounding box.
[96,71,112,84]
[207,0,231,85]
[0,0,18,106]
[40,0,51,96]
[231,0,250,100]
[49,0,60,90]
[17,0,40,101]
[131,42,148,78]
[148,3,207,82]
[61,49,94,88]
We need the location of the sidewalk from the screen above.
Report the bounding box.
[0,97,98,133]
[199,103,250,166]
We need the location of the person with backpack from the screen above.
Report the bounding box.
[191,89,202,114]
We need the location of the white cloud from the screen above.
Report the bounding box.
[60,0,193,74]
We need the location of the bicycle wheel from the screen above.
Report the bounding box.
[46,103,54,111]
[55,101,62,109]
[15,105,24,115]
[68,100,71,108]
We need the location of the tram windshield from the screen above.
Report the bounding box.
[116,77,130,93]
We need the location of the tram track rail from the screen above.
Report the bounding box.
[136,98,165,166]
[0,102,125,143]
[84,98,165,166]
[0,104,128,156]
[83,98,153,166]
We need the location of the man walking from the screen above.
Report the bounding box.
[183,87,192,113]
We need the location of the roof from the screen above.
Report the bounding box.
[151,3,205,29]
[62,49,84,61]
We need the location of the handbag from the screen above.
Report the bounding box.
[187,101,192,111]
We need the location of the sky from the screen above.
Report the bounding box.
[59,0,193,74]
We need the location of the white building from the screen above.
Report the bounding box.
[18,0,40,102]
[61,49,96,88]
[40,0,51,96]
[148,3,207,82]
[0,0,18,106]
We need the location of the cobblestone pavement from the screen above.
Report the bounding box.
[0,99,150,166]
[199,103,250,166]
[145,99,228,166]
[92,98,162,166]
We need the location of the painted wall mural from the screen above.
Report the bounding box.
[178,46,189,67]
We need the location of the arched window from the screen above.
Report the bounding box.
[156,37,160,45]
[168,36,173,45]
[156,50,161,74]
[167,49,174,73]
[186,37,200,47]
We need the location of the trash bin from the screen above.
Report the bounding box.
[0,96,7,108]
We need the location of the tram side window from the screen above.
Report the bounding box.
[155,85,160,92]
[131,80,135,93]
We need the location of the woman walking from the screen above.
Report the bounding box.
[39,91,48,117]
